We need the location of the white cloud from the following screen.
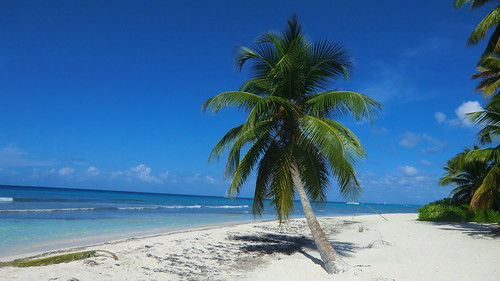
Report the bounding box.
[454,101,482,127]
[183,173,217,184]
[420,135,446,154]
[399,132,421,148]
[58,167,75,176]
[0,144,27,156]
[420,160,433,166]
[87,166,99,176]
[399,165,418,176]
[0,143,58,167]
[434,112,446,123]
[371,127,389,135]
[159,171,170,179]
[112,164,163,184]
[399,132,446,154]
[436,101,483,128]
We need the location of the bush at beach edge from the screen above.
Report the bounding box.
[418,199,500,223]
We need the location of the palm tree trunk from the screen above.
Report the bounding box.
[290,162,341,274]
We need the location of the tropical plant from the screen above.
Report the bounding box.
[439,146,493,204]
[202,16,381,274]
[418,198,500,223]
[452,1,500,212]
[456,95,500,210]
[455,0,500,57]
[469,93,500,142]
[472,56,500,97]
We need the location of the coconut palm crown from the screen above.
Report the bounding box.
[440,146,493,204]
[203,16,380,221]
[202,16,381,274]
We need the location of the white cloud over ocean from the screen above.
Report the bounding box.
[112,164,163,184]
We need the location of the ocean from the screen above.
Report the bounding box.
[0,185,419,259]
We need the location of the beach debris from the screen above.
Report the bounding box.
[0,250,118,267]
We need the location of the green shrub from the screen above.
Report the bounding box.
[418,198,500,223]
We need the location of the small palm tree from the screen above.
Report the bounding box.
[455,0,500,57]
[463,95,500,210]
[440,146,492,204]
[203,16,381,274]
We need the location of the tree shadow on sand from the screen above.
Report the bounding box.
[431,222,500,238]
[229,233,358,267]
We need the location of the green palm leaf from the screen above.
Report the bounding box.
[305,91,381,121]
[467,6,500,46]
[455,0,494,9]
[202,91,262,113]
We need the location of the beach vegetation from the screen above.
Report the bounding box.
[443,95,500,211]
[0,250,118,267]
[418,198,500,223]
[450,0,500,213]
[203,15,381,274]
[439,146,495,207]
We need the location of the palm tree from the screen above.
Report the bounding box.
[440,146,493,204]
[462,94,500,210]
[454,1,500,211]
[202,16,381,274]
[455,0,500,57]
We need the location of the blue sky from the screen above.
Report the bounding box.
[0,0,493,204]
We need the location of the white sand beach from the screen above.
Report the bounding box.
[1,213,498,281]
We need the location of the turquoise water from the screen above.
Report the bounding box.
[0,185,419,258]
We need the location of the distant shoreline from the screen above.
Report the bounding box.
[0,184,423,206]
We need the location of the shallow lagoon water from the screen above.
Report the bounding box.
[0,185,419,258]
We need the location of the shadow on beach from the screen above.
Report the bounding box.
[431,222,500,238]
[229,232,359,267]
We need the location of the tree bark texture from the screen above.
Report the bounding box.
[290,162,341,274]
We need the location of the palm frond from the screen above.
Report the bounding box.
[454,0,494,9]
[299,115,364,197]
[202,91,262,113]
[227,131,272,196]
[245,96,295,128]
[452,146,499,167]
[304,41,352,91]
[468,95,500,143]
[236,46,273,73]
[267,150,295,222]
[482,25,500,57]
[224,120,274,178]
[294,143,329,202]
[470,165,500,210]
[467,6,500,46]
[252,142,282,216]
[208,125,244,162]
[0,250,117,267]
[305,91,382,121]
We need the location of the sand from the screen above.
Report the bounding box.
[0,214,498,281]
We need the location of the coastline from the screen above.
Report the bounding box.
[1,213,498,281]
[0,218,270,262]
